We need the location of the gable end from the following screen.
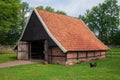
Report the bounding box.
[34,9,67,53]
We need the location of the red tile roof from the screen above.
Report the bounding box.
[35,9,108,52]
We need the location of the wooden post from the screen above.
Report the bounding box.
[77,52,79,60]
[65,53,67,61]
[110,50,112,58]
[29,42,31,60]
[86,51,88,59]
[100,51,101,56]
[51,47,52,63]
[94,51,95,57]
[44,40,48,64]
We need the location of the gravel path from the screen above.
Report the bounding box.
[0,60,37,68]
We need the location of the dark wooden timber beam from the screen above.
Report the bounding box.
[86,51,88,59]
[77,52,79,60]
[44,40,48,64]
[50,47,52,63]
[65,53,67,61]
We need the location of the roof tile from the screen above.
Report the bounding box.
[36,9,108,51]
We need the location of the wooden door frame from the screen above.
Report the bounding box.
[44,40,48,63]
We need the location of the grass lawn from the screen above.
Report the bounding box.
[0,52,16,63]
[107,48,120,55]
[0,48,120,80]
[0,56,120,80]
[110,48,120,52]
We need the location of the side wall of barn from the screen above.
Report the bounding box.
[66,51,106,65]
[17,42,106,66]
[48,47,106,65]
[48,47,66,65]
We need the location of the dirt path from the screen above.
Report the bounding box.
[0,60,37,68]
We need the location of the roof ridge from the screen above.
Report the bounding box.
[35,8,80,21]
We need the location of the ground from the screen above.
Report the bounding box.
[0,48,120,80]
[0,60,36,68]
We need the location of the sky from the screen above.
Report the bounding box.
[21,0,120,17]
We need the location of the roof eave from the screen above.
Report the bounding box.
[67,49,109,52]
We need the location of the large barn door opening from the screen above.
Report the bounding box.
[30,40,45,60]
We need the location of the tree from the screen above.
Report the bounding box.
[113,30,120,45]
[79,0,120,45]
[20,2,31,31]
[0,0,29,45]
[56,10,67,15]
[45,6,54,12]
[37,6,44,10]
[0,0,21,45]
[37,6,67,15]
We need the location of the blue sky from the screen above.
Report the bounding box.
[21,0,120,17]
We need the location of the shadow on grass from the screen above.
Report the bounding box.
[9,56,17,60]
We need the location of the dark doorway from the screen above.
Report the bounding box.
[30,40,45,60]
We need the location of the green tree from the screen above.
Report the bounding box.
[113,30,120,45]
[37,6,44,10]
[20,2,31,31]
[79,0,120,45]
[56,10,67,15]
[0,0,25,45]
[45,6,54,12]
[37,6,67,15]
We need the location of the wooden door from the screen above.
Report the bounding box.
[17,41,29,60]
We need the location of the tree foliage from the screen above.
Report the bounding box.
[79,0,120,45]
[20,2,31,31]
[45,6,54,12]
[113,30,120,45]
[56,10,67,15]
[0,0,30,45]
[37,6,67,15]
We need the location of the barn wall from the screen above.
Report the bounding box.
[47,47,106,65]
[17,41,29,60]
[21,11,56,47]
[48,47,65,65]
[17,41,106,66]
[66,51,106,65]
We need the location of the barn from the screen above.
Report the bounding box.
[15,8,108,65]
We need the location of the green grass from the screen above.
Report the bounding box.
[0,57,120,80]
[107,48,120,55]
[110,48,120,52]
[0,52,16,63]
[0,49,120,80]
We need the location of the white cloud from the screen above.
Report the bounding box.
[21,0,120,17]
[51,0,105,17]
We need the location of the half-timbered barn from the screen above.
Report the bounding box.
[15,8,108,65]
